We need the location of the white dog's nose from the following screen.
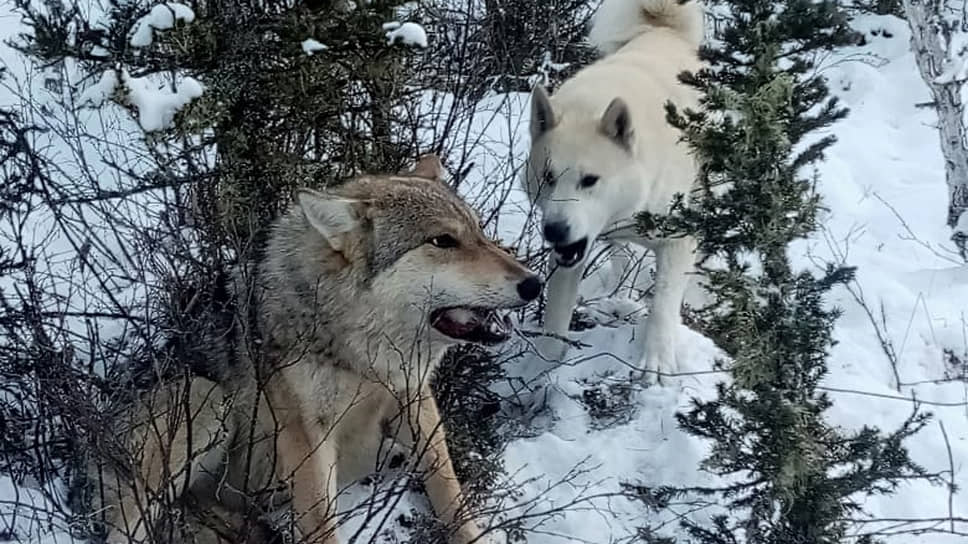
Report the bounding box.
[543,221,570,244]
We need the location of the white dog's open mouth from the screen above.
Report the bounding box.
[554,237,588,268]
[430,307,513,345]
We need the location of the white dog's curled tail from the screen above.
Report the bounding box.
[588,0,705,55]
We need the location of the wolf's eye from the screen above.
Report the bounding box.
[542,169,556,187]
[429,234,459,249]
[580,175,600,188]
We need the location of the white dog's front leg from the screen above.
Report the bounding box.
[535,259,584,362]
[607,244,633,295]
[636,236,697,384]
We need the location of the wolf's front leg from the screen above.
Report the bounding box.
[275,422,340,544]
[535,259,584,362]
[637,236,697,384]
[401,387,493,544]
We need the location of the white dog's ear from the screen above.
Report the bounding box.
[297,189,365,252]
[530,85,556,139]
[600,97,634,151]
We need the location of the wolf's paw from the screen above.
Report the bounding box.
[475,531,507,544]
[451,522,505,544]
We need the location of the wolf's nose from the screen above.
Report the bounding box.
[543,222,570,244]
[517,276,543,302]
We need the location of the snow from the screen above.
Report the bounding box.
[2,5,968,544]
[0,476,73,544]
[383,21,428,48]
[301,38,329,55]
[0,5,191,537]
[427,12,968,543]
[120,69,205,132]
[129,3,195,48]
[76,69,118,106]
[536,51,571,85]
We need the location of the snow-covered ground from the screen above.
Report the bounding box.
[413,12,968,543]
[2,3,967,543]
[477,14,968,542]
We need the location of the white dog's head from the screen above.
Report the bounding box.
[524,85,650,268]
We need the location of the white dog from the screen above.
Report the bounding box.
[523,0,705,382]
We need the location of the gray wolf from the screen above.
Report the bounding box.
[523,0,704,382]
[91,155,541,544]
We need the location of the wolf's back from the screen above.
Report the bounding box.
[588,0,705,55]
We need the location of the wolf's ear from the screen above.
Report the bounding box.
[600,97,634,151]
[530,85,556,140]
[404,154,444,181]
[297,189,365,252]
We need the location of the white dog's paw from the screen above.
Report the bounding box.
[638,334,678,385]
[532,334,569,362]
[638,314,682,385]
[642,351,676,385]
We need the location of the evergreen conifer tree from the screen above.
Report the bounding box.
[13,0,420,251]
[7,3,514,540]
[628,1,934,541]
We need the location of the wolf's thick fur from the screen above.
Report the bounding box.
[524,0,705,381]
[91,156,540,544]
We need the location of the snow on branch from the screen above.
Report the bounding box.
[77,69,119,107]
[78,68,204,132]
[302,38,329,55]
[931,8,968,84]
[383,21,428,48]
[121,71,204,132]
[130,3,196,48]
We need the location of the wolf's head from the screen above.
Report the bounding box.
[294,155,542,349]
[524,85,650,268]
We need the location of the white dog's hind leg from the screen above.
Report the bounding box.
[636,235,697,384]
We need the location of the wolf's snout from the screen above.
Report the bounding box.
[543,221,570,244]
[516,276,543,302]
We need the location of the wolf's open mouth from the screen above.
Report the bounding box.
[430,307,513,345]
[554,237,588,268]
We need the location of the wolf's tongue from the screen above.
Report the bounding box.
[431,308,512,345]
[433,308,481,337]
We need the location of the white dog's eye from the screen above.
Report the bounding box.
[580,175,600,188]
[429,234,459,249]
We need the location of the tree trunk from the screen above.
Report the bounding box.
[902,0,968,258]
